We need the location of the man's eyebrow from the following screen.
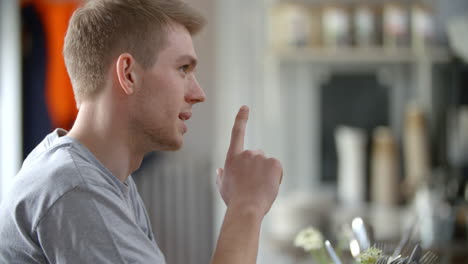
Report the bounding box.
[176,55,198,68]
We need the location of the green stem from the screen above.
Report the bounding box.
[311,248,329,264]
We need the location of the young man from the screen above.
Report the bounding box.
[0,0,283,263]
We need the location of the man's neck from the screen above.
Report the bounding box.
[67,101,144,183]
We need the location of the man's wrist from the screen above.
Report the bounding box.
[227,199,265,223]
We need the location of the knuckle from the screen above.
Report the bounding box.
[243,150,254,156]
[225,155,235,163]
[267,158,282,169]
[246,149,265,157]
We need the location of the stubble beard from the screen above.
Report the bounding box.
[145,126,181,151]
[131,117,182,153]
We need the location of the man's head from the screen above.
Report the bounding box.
[63,0,205,107]
[127,22,206,151]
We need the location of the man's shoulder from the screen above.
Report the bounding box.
[16,138,87,195]
[14,130,120,198]
[0,135,113,228]
[1,143,82,224]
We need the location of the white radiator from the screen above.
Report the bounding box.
[133,152,214,264]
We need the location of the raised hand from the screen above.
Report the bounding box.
[216,106,283,216]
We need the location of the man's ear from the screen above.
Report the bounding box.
[116,53,138,95]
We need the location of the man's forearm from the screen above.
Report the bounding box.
[211,204,264,264]
[212,106,282,263]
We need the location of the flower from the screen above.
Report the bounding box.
[357,247,383,264]
[294,227,324,252]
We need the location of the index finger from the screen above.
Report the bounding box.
[227,105,249,158]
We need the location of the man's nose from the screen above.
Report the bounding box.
[185,77,206,104]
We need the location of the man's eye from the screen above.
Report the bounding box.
[179,65,190,74]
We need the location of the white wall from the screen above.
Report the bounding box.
[183,0,216,158]
[212,0,269,249]
[0,0,22,202]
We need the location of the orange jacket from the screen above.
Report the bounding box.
[27,0,80,130]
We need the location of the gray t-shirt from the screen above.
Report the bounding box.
[0,129,166,263]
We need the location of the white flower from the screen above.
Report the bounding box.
[357,247,382,264]
[294,227,324,252]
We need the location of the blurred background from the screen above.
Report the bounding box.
[1,0,468,263]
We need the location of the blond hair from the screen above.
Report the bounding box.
[63,0,206,107]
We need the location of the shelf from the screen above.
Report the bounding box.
[268,46,452,64]
[264,0,431,5]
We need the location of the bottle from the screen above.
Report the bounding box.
[403,104,430,198]
[371,127,400,206]
[335,126,367,206]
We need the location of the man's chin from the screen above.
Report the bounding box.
[160,138,183,151]
[146,132,184,152]
[164,145,182,151]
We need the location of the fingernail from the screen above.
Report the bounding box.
[216,168,221,175]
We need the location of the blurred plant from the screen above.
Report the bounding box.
[336,223,354,255]
[294,227,329,263]
[357,247,383,264]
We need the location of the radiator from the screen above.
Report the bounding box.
[133,152,214,264]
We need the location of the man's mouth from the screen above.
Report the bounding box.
[179,112,192,121]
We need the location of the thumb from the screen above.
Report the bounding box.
[216,168,224,186]
[216,168,224,178]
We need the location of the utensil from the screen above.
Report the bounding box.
[408,244,422,264]
[388,255,401,264]
[349,239,361,259]
[391,256,408,264]
[373,241,386,253]
[377,256,390,264]
[420,251,438,264]
[352,217,371,251]
[325,240,343,264]
[390,217,417,262]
